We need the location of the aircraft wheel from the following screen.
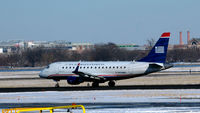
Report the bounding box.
[92,82,99,87]
[55,83,60,88]
[108,81,115,87]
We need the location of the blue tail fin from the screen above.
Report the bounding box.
[137,32,170,63]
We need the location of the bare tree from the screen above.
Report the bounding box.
[146,38,155,50]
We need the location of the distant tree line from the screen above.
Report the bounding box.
[0,43,199,67]
[167,47,200,62]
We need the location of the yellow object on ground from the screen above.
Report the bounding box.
[2,105,86,113]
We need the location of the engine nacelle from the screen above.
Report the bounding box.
[67,76,83,85]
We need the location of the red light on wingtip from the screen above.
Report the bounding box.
[161,32,170,37]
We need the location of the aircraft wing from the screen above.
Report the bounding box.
[72,63,106,81]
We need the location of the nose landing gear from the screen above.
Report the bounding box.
[54,79,60,87]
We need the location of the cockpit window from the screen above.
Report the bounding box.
[46,65,50,69]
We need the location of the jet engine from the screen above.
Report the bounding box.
[67,76,84,85]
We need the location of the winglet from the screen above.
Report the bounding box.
[73,63,80,73]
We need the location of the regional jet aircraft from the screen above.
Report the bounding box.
[39,32,172,87]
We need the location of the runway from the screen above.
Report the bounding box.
[1,84,200,93]
[1,102,200,108]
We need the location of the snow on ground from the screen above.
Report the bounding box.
[34,107,200,113]
[1,89,200,113]
[0,89,200,103]
[54,107,200,113]
[1,108,200,113]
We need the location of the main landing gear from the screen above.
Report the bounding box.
[54,79,60,87]
[55,82,60,88]
[108,80,115,87]
[92,82,99,87]
[92,81,116,87]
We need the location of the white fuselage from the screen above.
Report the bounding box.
[39,61,163,81]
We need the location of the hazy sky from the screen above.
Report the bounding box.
[0,0,200,45]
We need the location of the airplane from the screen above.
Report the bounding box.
[39,32,173,87]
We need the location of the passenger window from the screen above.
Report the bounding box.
[109,66,111,69]
[47,65,50,69]
[113,66,115,69]
[62,67,64,69]
[120,66,122,69]
[124,66,126,69]
[69,67,71,69]
[116,66,118,69]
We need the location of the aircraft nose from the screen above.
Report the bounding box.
[39,70,47,78]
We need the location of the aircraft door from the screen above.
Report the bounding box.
[128,64,135,74]
[56,65,62,74]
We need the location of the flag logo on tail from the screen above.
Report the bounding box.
[155,46,164,53]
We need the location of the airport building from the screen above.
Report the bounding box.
[1,31,200,54]
[117,44,146,50]
[71,43,94,52]
[0,40,94,54]
[172,31,200,49]
[188,38,200,48]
